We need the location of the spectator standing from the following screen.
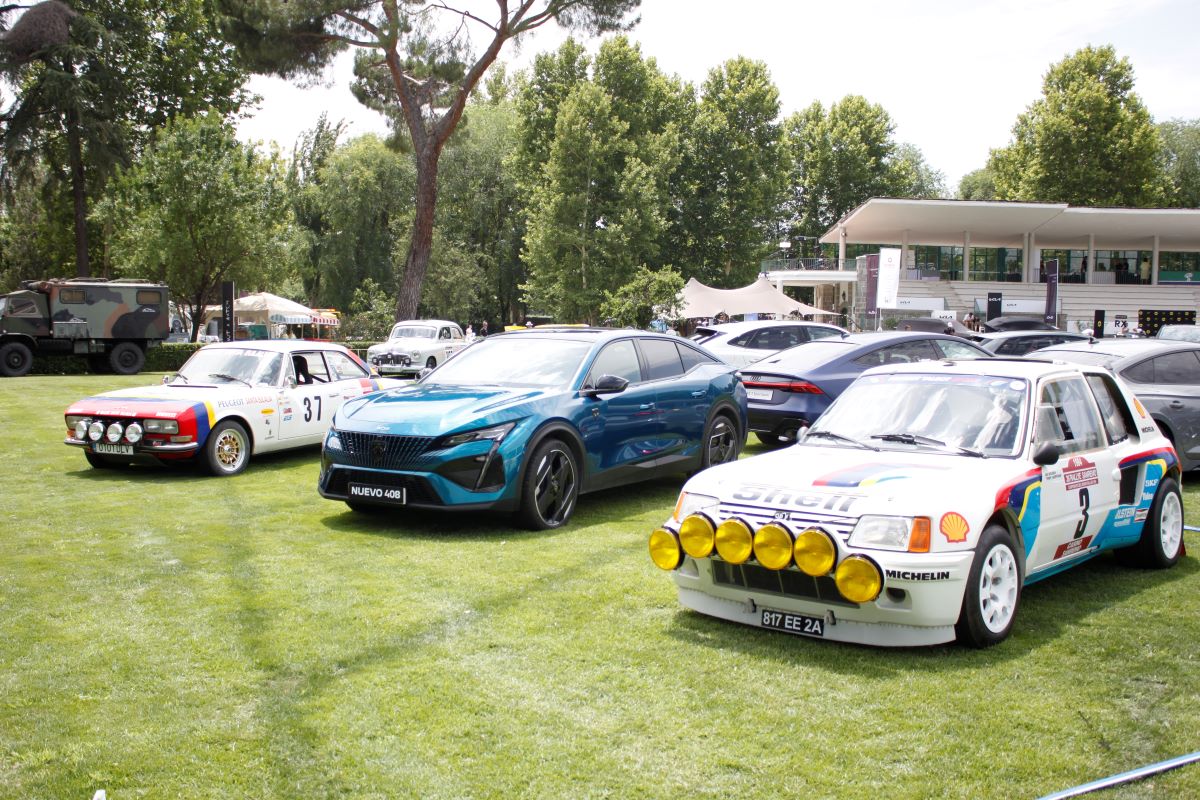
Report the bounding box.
[1140,258,1151,284]
[479,321,489,337]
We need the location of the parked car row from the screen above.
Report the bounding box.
[54,318,1192,649]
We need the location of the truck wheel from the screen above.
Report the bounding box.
[109,342,145,375]
[0,342,33,377]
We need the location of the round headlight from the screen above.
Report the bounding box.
[88,421,105,442]
[835,555,883,604]
[794,528,837,576]
[715,518,753,564]
[679,514,716,558]
[74,420,89,440]
[648,528,683,571]
[753,523,794,571]
[105,422,124,443]
[124,422,143,443]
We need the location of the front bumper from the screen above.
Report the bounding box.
[368,352,415,375]
[65,436,199,456]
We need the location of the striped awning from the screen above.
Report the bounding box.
[311,314,340,327]
[269,313,313,325]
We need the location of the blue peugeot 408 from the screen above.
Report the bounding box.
[319,328,748,529]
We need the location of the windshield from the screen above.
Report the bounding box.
[426,336,592,387]
[390,325,437,340]
[176,347,285,386]
[1158,325,1200,343]
[808,373,1029,457]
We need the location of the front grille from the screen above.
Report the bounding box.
[712,561,857,607]
[337,431,436,469]
[325,468,440,505]
[371,353,411,367]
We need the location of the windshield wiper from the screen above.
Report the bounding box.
[209,372,252,387]
[803,429,876,450]
[871,432,984,458]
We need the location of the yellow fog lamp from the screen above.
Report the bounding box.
[715,518,754,564]
[835,555,883,604]
[753,523,794,570]
[678,514,716,558]
[793,527,837,576]
[648,528,683,571]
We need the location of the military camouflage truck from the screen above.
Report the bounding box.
[0,278,169,377]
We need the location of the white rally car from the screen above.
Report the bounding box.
[64,341,401,475]
[649,358,1185,647]
[366,319,468,376]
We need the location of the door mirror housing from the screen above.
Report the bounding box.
[1032,441,1060,466]
[584,374,629,397]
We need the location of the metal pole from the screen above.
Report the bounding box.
[1037,751,1200,800]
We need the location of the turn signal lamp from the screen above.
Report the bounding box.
[753,523,794,570]
[679,514,716,558]
[835,555,883,604]
[909,517,932,553]
[715,518,753,564]
[794,527,837,576]
[649,528,683,571]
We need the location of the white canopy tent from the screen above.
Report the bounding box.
[677,277,834,318]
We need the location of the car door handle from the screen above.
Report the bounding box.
[639,402,655,410]
[690,390,706,398]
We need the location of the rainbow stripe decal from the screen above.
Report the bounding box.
[811,462,949,488]
[995,468,1042,558]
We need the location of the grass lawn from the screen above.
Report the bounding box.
[2,372,1198,799]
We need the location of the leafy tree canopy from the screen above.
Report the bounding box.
[1159,118,1200,208]
[600,264,683,329]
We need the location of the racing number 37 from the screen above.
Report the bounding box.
[303,396,322,422]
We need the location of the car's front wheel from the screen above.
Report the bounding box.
[518,439,579,530]
[204,420,250,476]
[1119,475,1183,568]
[955,524,1022,647]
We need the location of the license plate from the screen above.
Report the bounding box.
[761,608,825,637]
[745,388,773,401]
[93,443,133,455]
[347,482,406,505]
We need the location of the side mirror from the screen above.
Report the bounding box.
[585,374,629,397]
[1032,441,1060,466]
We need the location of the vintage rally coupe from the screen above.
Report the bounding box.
[320,328,747,530]
[64,341,397,475]
[649,358,1185,647]
[365,319,468,376]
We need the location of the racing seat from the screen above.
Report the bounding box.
[293,355,314,385]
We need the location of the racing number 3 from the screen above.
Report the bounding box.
[1074,487,1090,539]
[303,396,322,422]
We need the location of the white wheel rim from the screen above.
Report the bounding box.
[978,544,1018,633]
[1160,491,1183,558]
[215,430,245,472]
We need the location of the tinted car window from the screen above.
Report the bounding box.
[678,342,717,372]
[727,331,755,348]
[855,340,940,367]
[809,326,842,340]
[641,338,685,380]
[588,340,642,385]
[995,338,1032,356]
[936,339,988,359]
[1146,351,1200,384]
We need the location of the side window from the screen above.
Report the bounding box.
[136,289,162,306]
[640,337,685,381]
[9,296,40,316]
[294,351,332,384]
[876,340,940,365]
[1148,351,1200,385]
[60,289,86,304]
[450,326,464,340]
[1037,377,1104,453]
[1085,373,1135,444]
[1120,359,1155,384]
[995,338,1026,356]
[808,326,841,340]
[439,327,451,340]
[936,340,986,359]
[326,351,369,381]
[728,331,755,348]
[586,340,641,386]
[677,342,718,372]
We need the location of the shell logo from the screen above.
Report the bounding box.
[940,512,970,543]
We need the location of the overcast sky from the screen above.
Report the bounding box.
[236,0,1200,191]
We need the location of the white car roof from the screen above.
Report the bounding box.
[395,319,459,328]
[860,355,1103,382]
[200,340,351,354]
[697,320,844,335]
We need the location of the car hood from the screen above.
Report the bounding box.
[682,442,1036,520]
[335,383,563,436]
[64,383,279,417]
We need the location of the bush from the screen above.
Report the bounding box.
[28,342,203,376]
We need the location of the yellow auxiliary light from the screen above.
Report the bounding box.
[753,523,794,571]
[679,514,716,558]
[715,518,754,564]
[835,555,883,604]
[648,528,683,571]
[794,527,837,576]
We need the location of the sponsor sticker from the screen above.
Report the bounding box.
[1054,535,1093,560]
[1063,456,1099,491]
[940,512,969,543]
[1134,508,1149,522]
[885,569,951,581]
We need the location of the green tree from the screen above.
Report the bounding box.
[1,0,248,277]
[218,0,639,323]
[988,45,1167,206]
[675,58,785,286]
[1159,118,1200,208]
[288,114,347,306]
[600,264,683,329]
[785,95,914,241]
[512,37,591,193]
[521,81,669,324]
[958,167,996,200]
[94,114,294,341]
[893,142,946,199]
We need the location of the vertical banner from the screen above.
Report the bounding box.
[221,281,235,342]
[863,253,880,325]
[876,247,901,310]
[986,292,1002,321]
[1043,258,1059,326]
[1093,309,1105,338]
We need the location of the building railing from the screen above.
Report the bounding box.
[760,257,855,272]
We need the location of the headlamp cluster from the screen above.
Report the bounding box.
[649,513,886,604]
[68,416,179,444]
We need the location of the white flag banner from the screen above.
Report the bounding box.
[876,247,902,310]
